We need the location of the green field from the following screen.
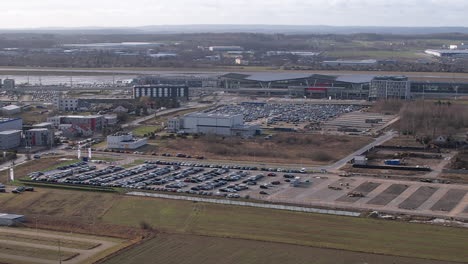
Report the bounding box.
[104,233,456,264]
[131,125,161,137]
[2,188,468,263]
[102,196,468,262]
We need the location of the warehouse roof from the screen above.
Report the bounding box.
[2,105,20,111]
[335,74,376,84]
[185,112,242,119]
[0,130,21,135]
[0,118,22,124]
[221,72,375,84]
[0,213,24,220]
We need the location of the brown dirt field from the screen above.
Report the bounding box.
[343,165,427,177]
[382,136,427,148]
[153,133,373,165]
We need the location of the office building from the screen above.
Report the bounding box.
[133,85,189,100]
[369,76,411,100]
[53,95,79,112]
[24,128,54,147]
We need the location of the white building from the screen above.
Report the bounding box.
[369,76,411,100]
[209,46,244,52]
[107,132,147,149]
[168,112,261,138]
[449,43,468,50]
[0,130,21,149]
[53,96,79,112]
[0,118,23,132]
[1,105,21,115]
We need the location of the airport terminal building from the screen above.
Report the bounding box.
[219,73,373,99]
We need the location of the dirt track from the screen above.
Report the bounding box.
[0,228,119,264]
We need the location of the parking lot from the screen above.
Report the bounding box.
[27,160,309,199]
[22,158,468,220]
[207,103,365,128]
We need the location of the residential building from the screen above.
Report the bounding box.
[133,85,189,100]
[1,105,21,115]
[107,132,147,149]
[168,112,261,138]
[113,106,128,113]
[0,118,23,132]
[0,130,21,149]
[24,128,54,147]
[104,115,118,126]
[369,76,411,100]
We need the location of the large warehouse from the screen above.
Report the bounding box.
[168,112,261,138]
[219,72,373,99]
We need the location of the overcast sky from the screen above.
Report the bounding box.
[1,0,467,28]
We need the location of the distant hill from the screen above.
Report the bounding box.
[1,25,468,35]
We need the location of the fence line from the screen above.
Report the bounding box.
[127,192,361,217]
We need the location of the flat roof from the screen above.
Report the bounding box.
[33,122,53,127]
[0,118,22,124]
[185,112,242,118]
[221,72,375,84]
[2,105,20,110]
[28,128,49,132]
[0,213,24,220]
[0,130,21,135]
[426,49,468,54]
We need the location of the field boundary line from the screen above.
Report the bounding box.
[126,192,361,217]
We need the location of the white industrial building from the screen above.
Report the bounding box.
[1,105,21,115]
[0,118,23,132]
[168,113,261,138]
[425,49,468,58]
[107,132,148,149]
[369,76,411,100]
[0,130,22,149]
[209,46,244,52]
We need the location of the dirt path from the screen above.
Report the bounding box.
[0,228,119,264]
